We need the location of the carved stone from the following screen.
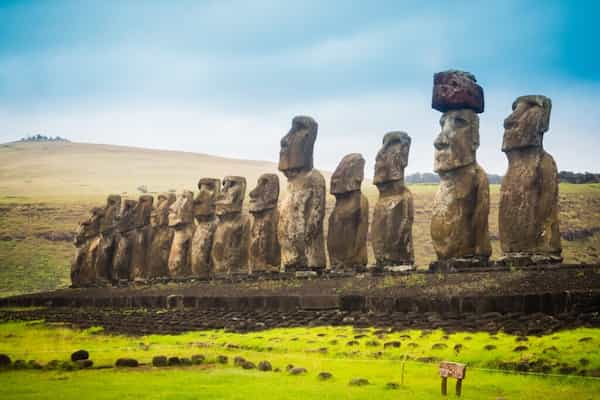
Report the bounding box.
[130,195,154,281]
[167,191,194,278]
[432,70,484,113]
[71,207,103,287]
[371,133,414,268]
[249,174,281,273]
[147,193,175,279]
[211,176,250,276]
[95,194,121,283]
[327,154,368,271]
[191,178,220,279]
[278,116,326,271]
[112,199,137,281]
[499,95,561,265]
[431,74,491,268]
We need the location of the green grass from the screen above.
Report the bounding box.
[0,321,599,399]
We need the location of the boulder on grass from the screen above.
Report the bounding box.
[152,356,168,367]
[115,358,139,368]
[71,350,89,362]
[75,359,94,369]
[191,355,205,365]
[258,361,272,371]
[0,354,11,368]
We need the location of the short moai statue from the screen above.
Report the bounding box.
[147,192,176,279]
[327,154,369,272]
[371,133,415,270]
[71,207,103,287]
[277,116,327,272]
[130,195,154,281]
[249,173,281,274]
[112,199,137,282]
[430,70,491,270]
[499,95,561,265]
[190,178,220,279]
[95,194,121,284]
[211,176,251,276]
[167,191,195,278]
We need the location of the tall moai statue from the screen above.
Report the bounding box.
[430,70,491,269]
[71,207,103,287]
[112,199,138,282]
[191,178,220,279]
[211,176,251,276]
[167,191,195,278]
[328,154,369,272]
[95,194,121,284]
[249,173,281,274]
[371,133,415,270]
[130,195,154,281]
[277,116,327,272]
[147,192,176,279]
[499,95,561,265]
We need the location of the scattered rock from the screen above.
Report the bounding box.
[484,344,497,351]
[417,356,441,363]
[513,345,528,352]
[579,337,593,343]
[286,364,294,371]
[258,361,272,371]
[71,350,89,362]
[515,336,529,342]
[152,356,168,367]
[559,366,577,375]
[580,358,590,366]
[454,344,463,353]
[115,358,139,367]
[384,341,401,349]
[318,371,332,380]
[168,356,181,366]
[349,378,369,386]
[289,367,307,375]
[217,355,228,364]
[464,336,472,341]
[191,355,205,365]
[234,356,246,367]
[180,358,192,366]
[431,343,447,350]
[346,340,359,346]
[75,359,93,369]
[13,360,27,369]
[28,360,43,370]
[242,361,256,370]
[385,382,400,390]
[0,354,11,368]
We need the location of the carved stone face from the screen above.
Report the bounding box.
[331,153,365,195]
[502,95,551,152]
[151,193,176,227]
[134,195,154,228]
[434,109,479,173]
[194,178,220,219]
[216,176,246,216]
[99,194,121,233]
[168,191,194,227]
[249,173,279,212]
[117,199,138,233]
[75,207,104,245]
[374,132,410,185]
[278,116,317,177]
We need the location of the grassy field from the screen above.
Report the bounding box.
[0,320,599,399]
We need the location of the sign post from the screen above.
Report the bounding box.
[439,361,466,397]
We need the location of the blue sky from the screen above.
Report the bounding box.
[0,0,599,174]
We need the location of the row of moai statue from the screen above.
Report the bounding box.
[71,70,562,286]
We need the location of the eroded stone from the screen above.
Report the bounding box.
[147,193,176,279]
[249,174,281,273]
[191,178,220,279]
[168,191,194,277]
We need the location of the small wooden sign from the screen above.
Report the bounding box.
[439,361,466,396]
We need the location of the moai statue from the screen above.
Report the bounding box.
[371,133,415,270]
[211,176,251,276]
[130,195,154,281]
[112,199,137,282]
[328,154,369,272]
[71,207,103,287]
[95,194,121,284]
[167,191,195,278]
[147,193,176,279]
[249,173,281,274]
[499,95,561,265]
[430,70,491,270]
[277,116,327,273]
[190,178,220,279]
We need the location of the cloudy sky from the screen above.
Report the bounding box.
[0,0,598,175]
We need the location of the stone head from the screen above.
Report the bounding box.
[374,132,411,185]
[75,207,104,246]
[117,199,138,233]
[99,194,121,233]
[134,195,154,228]
[434,109,479,173]
[194,178,221,220]
[278,115,318,177]
[502,95,551,152]
[216,176,246,216]
[249,173,279,213]
[331,153,365,195]
[168,191,194,227]
[151,192,176,227]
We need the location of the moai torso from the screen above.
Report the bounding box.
[130,195,154,281]
[249,174,281,273]
[95,195,121,283]
[168,191,194,278]
[211,176,250,276]
[71,207,103,287]
[147,193,175,279]
[112,199,137,281]
[371,133,414,268]
[499,95,561,262]
[277,116,326,271]
[191,178,220,279]
[327,154,369,271]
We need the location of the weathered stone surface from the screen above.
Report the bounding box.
[191,178,220,279]
[328,154,369,271]
[115,358,139,367]
[71,207,103,287]
[130,195,154,281]
[278,116,326,271]
[147,193,176,278]
[372,133,414,267]
[249,174,281,273]
[95,195,121,284]
[432,70,484,113]
[431,97,491,264]
[499,95,561,263]
[70,350,89,362]
[112,199,137,281]
[168,191,195,277]
[211,177,251,276]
